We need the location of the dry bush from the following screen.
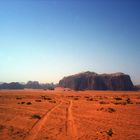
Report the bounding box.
[35,99,42,102]
[97,107,116,113]
[99,101,109,104]
[16,97,22,100]
[26,102,32,105]
[113,102,126,105]
[106,128,113,137]
[126,98,133,104]
[49,100,56,103]
[31,114,41,119]
[114,97,122,100]
[86,98,94,101]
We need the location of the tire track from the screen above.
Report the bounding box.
[66,100,77,140]
[24,101,62,140]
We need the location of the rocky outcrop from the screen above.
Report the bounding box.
[0,81,55,90]
[135,85,140,90]
[59,71,135,91]
[0,82,24,89]
[25,81,41,89]
[25,81,55,90]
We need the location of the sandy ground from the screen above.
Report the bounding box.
[0,88,140,140]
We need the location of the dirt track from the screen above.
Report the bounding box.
[0,89,140,140]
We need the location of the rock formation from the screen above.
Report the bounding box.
[135,85,140,90]
[59,71,135,91]
[0,82,24,89]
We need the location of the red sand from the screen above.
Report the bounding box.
[0,88,140,140]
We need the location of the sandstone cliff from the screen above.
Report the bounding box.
[59,71,134,91]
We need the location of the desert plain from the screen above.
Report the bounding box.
[0,88,140,140]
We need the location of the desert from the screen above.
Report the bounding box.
[1,0,140,140]
[0,88,140,140]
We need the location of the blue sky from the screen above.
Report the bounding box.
[0,0,140,84]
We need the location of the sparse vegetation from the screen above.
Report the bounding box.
[35,99,42,102]
[73,97,79,100]
[84,96,92,98]
[107,107,116,113]
[126,98,133,104]
[86,98,93,101]
[41,96,52,100]
[26,102,32,105]
[16,97,22,100]
[17,102,25,104]
[49,100,56,103]
[97,107,104,111]
[31,114,41,119]
[66,95,80,100]
[45,97,52,100]
[97,107,116,113]
[136,102,140,104]
[21,102,25,104]
[0,125,5,132]
[113,102,126,105]
[99,101,109,104]
[114,97,122,100]
[106,128,113,137]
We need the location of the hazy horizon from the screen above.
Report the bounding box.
[0,0,140,84]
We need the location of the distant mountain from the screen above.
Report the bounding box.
[25,81,55,90]
[0,82,24,89]
[59,71,135,91]
[0,81,55,90]
[25,81,41,89]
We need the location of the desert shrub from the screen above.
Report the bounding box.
[42,96,52,100]
[49,100,56,103]
[31,114,41,119]
[66,96,79,100]
[0,125,5,132]
[113,102,126,105]
[21,102,25,104]
[26,102,32,105]
[16,97,22,100]
[67,95,74,98]
[87,98,93,101]
[17,102,25,104]
[106,128,113,137]
[136,102,140,104]
[106,108,116,113]
[84,96,91,98]
[99,101,109,104]
[114,97,122,100]
[97,107,104,111]
[46,97,52,100]
[126,98,133,104]
[73,97,79,100]
[41,95,52,100]
[35,99,42,102]
[97,107,116,113]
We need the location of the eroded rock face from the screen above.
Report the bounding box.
[135,85,140,90]
[59,71,135,91]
